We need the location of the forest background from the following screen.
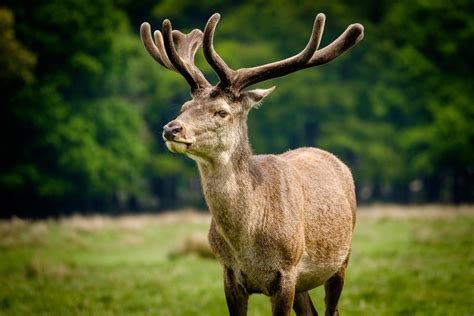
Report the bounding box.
[1,0,473,217]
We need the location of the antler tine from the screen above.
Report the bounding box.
[162,19,211,92]
[293,13,326,64]
[140,22,172,69]
[162,19,198,91]
[232,13,326,91]
[203,13,234,89]
[141,20,211,92]
[153,30,177,70]
[308,23,364,66]
[311,13,326,52]
[172,29,203,63]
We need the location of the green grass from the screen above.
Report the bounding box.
[0,206,473,315]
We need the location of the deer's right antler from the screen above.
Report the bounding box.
[140,21,211,93]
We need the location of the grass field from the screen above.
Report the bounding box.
[0,205,473,315]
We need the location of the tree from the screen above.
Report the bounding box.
[1,0,472,217]
[0,1,149,216]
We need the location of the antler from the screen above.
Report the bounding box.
[140,21,211,93]
[202,14,234,89]
[203,13,364,93]
[141,14,364,95]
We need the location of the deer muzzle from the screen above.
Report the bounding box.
[163,121,184,140]
[163,120,193,154]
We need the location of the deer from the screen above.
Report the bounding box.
[140,12,363,316]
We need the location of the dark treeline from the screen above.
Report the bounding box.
[1,0,473,217]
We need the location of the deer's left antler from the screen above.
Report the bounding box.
[203,13,364,93]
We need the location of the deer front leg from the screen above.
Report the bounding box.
[270,268,297,316]
[224,267,249,316]
[293,291,318,316]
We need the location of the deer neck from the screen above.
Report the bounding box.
[196,127,257,232]
[197,128,253,196]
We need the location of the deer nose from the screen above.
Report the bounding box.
[163,121,184,141]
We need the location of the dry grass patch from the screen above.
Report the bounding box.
[358,204,474,219]
[169,234,215,259]
[57,209,211,232]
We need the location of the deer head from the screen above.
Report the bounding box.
[140,13,364,165]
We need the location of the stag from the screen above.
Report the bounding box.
[140,12,363,316]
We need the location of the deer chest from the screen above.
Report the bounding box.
[209,219,302,295]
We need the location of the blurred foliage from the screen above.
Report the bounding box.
[0,8,36,87]
[0,0,473,216]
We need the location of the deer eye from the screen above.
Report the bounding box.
[216,110,229,118]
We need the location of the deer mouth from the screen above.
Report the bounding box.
[164,139,194,154]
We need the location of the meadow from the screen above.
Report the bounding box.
[0,205,472,315]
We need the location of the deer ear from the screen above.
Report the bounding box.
[239,86,275,110]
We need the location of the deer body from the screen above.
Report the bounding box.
[140,12,363,316]
[206,147,355,296]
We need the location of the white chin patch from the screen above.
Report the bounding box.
[166,141,188,154]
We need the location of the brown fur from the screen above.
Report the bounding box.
[166,91,356,315]
[140,12,363,316]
